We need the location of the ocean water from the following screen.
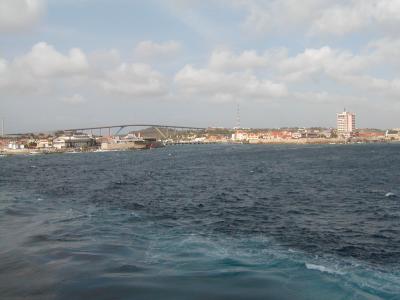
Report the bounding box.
[1,144,400,300]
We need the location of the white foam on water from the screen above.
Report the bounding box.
[130,211,140,218]
[178,234,229,258]
[385,192,396,198]
[305,263,345,275]
[111,227,400,297]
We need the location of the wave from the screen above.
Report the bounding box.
[305,263,345,275]
[140,230,400,298]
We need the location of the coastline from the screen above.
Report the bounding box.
[1,139,398,157]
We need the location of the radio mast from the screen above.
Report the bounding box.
[235,102,241,129]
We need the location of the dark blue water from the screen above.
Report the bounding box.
[1,144,400,299]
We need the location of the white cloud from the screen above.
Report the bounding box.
[277,46,370,82]
[98,63,167,97]
[290,91,368,107]
[230,0,400,37]
[2,39,400,112]
[134,40,182,61]
[88,49,121,70]
[0,58,9,88]
[311,3,366,36]
[0,42,89,94]
[0,42,168,98]
[0,0,45,32]
[231,0,327,35]
[338,74,400,99]
[176,42,400,105]
[14,42,89,77]
[366,37,400,67]
[0,55,46,93]
[201,46,372,85]
[175,65,288,101]
[61,94,87,104]
[209,49,267,71]
[272,43,400,99]
[312,0,400,36]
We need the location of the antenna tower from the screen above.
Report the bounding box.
[236,102,241,129]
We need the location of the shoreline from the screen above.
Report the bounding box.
[1,139,399,156]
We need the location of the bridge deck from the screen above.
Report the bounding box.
[7,124,206,136]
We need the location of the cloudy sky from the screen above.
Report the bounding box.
[1,0,400,132]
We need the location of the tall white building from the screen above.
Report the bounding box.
[337,109,356,134]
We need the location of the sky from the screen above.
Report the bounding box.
[1,0,400,133]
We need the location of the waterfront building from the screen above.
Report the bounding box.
[53,134,95,149]
[231,130,248,141]
[36,139,52,149]
[101,133,163,150]
[321,130,332,138]
[205,134,230,143]
[386,129,400,140]
[8,142,25,150]
[291,132,302,139]
[337,109,356,135]
[248,133,260,144]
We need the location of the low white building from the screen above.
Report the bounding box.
[321,130,332,138]
[291,132,302,139]
[231,131,248,142]
[53,134,95,149]
[386,129,400,140]
[192,137,206,142]
[37,139,52,149]
[8,142,24,150]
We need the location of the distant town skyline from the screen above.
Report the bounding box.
[1,0,400,132]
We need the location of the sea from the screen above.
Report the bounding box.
[0,144,400,300]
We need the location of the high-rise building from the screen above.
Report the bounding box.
[337,109,356,134]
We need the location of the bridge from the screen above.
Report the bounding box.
[63,124,206,139]
[6,124,207,139]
